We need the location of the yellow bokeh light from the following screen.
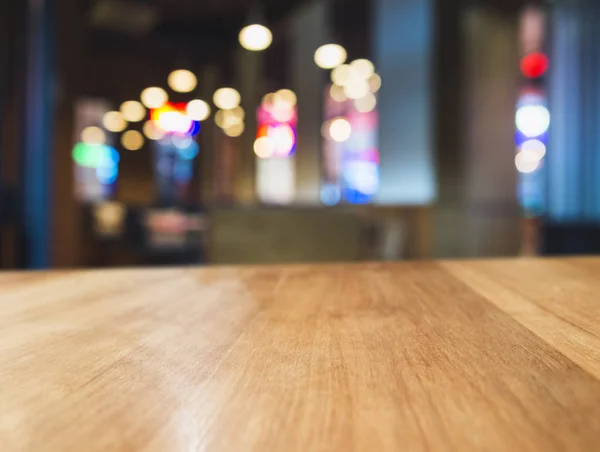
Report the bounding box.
[224,122,245,137]
[143,120,164,140]
[331,64,351,86]
[314,44,347,69]
[350,59,375,80]
[121,130,144,151]
[254,137,274,158]
[120,101,146,122]
[239,24,273,51]
[354,94,377,113]
[274,89,297,108]
[329,117,352,142]
[330,84,347,103]
[102,111,127,132]
[368,73,382,93]
[168,69,197,93]
[213,87,241,110]
[81,126,106,145]
[343,78,370,100]
[262,92,275,107]
[140,87,168,109]
[215,110,226,128]
[187,99,211,121]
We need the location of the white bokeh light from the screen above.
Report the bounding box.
[239,24,273,51]
[515,151,541,173]
[186,99,211,121]
[343,78,370,100]
[350,59,375,80]
[168,69,197,93]
[213,88,241,110]
[254,137,274,158]
[314,44,347,69]
[516,105,550,137]
[331,64,351,86]
[140,87,168,109]
[328,117,352,142]
[354,94,377,113]
[521,139,546,160]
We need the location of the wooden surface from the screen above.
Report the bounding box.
[1,258,600,451]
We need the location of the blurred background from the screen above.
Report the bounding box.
[0,0,596,269]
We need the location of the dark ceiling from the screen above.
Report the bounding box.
[85,0,312,59]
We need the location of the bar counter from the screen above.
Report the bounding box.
[1,258,599,451]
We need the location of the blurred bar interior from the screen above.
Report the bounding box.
[1,0,599,269]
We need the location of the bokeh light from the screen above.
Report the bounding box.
[261,92,275,107]
[239,24,273,51]
[81,126,106,145]
[120,101,146,122]
[516,105,550,137]
[140,87,168,109]
[330,84,347,103]
[267,123,295,155]
[331,64,351,86]
[254,136,274,158]
[216,109,244,129]
[354,94,377,113]
[274,89,297,108]
[102,111,127,132]
[96,165,118,184]
[368,73,382,93]
[329,117,352,142]
[515,151,541,173]
[520,52,549,79]
[176,141,199,160]
[152,103,194,135]
[224,122,245,137]
[72,143,119,168]
[143,120,165,140]
[271,105,295,122]
[121,130,144,151]
[521,139,546,160]
[314,44,347,69]
[186,99,211,121]
[344,78,370,100]
[172,135,193,149]
[213,87,241,110]
[215,110,226,129]
[168,69,197,93]
[350,59,375,80]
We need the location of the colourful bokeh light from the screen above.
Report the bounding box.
[520,52,549,79]
[72,143,119,168]
[151,102,194,135]
[267,123,296,156]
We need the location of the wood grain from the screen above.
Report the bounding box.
[1,259,600,451]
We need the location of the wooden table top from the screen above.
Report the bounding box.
[1,258,600,451]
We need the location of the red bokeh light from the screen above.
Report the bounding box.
[520,52,549,79]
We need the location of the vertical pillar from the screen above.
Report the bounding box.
[460,7,520,256]
[22,0,54,268]
[548,0,600,220]
[290,0,328,204]
[373,0,436,205]
[198,65,219,205]
[234,46,263,204]
[51,0,83,267]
